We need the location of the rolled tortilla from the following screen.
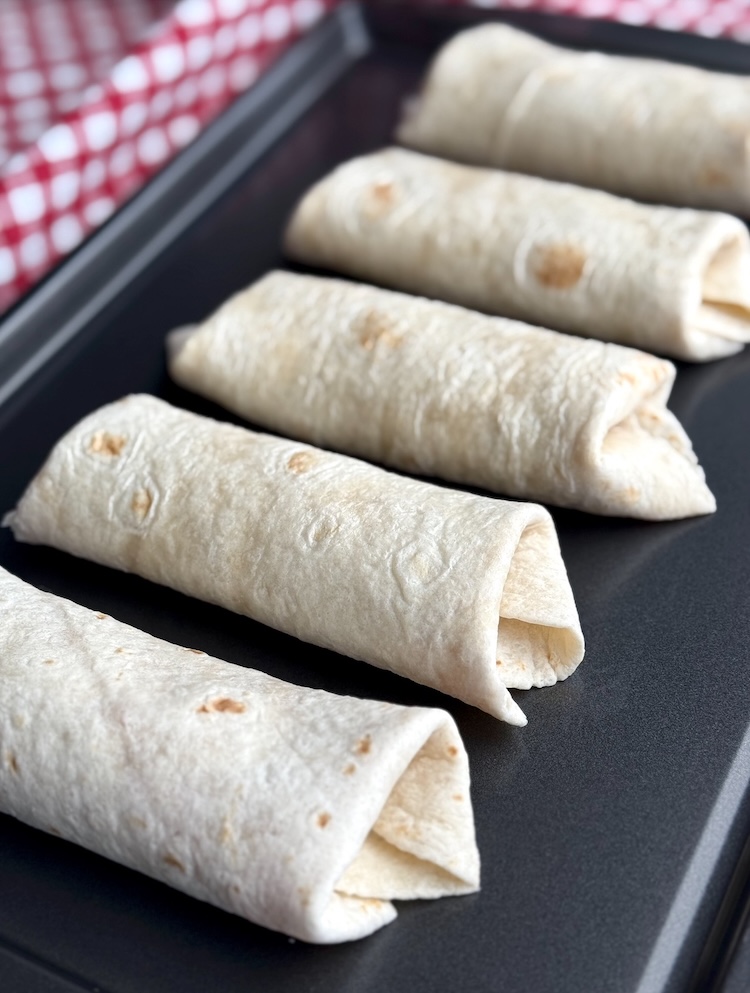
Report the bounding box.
[396,23,750,216]
[4,395,585,725]
[0,565,479,943]
[167,271,715,521]
[284,148,750,362]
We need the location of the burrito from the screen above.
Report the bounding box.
[167,271,715,521]
[0,565,479,943]
[396,23,750,216]
[284,148,750,362]
[4,395,585,726]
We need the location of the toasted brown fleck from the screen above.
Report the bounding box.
[496,659,503,667]
[621,486,641,503]
[453,794,464,802]
[131,488,153,519]
[701,166,732,188]
[47,826,62,836]
[358,897,384,909]
[364,179,397,218]
[287,451,317,474]
[184,648,205,655]
[129,816,147,830]
[618,371,638,385]
[219,820,233,845]
[230,883,241,894]
[95,612,107,620]
[43,658,55,665]
[163,853,185,872]
[198,697,246,714]
[115,647,125,654]
[447,745,459,757]
[343,763,357,776]
[358,309,403,351]
[7,752,19,774]
[312,519,338,543]
[298,887,311,907]
[214,697,245,713]
[372,180,395,204]
[317,812,331,829]
[88,431,127,456]
[356,734,372,756]
[529,243,587,290]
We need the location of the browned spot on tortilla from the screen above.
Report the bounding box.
[214,698,245,713]
[47,826,61,836]
[131,488,153,519]
[618,371,638,385]
[7,752,19,774]
[115,647,125,654]
[358,897,385,910]
[496,659,504,667]
[287,451,317,474]
[356,734,372,756]
[219,820,233,845]
[184,648,205,655]
[317,812,331,829]
[129,816,146,829]
[453,794,464,802]
[230,883,241,894]
[163,853,185,872]
[447,745,459,758]
[364,179,397,219]
[198,697,246,714]
[88,431,127,456]
[43,658,55,665]
[518,661,527,672]
[298,887,311,907]
[530,243,586,290]
[343,763,356,776]
[358,309,403,351]
[700,166,732,188]
[621,486,641,503]
[312,519,338,543]
[95,612,107,620]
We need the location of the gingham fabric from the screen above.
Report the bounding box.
[436,0,750,39]
[0,0,748,315]
[0,0,333,313]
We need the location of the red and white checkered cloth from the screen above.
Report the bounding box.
[0,0,333,313]
[0,0,748,315]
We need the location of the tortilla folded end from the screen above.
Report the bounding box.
[0,566,480,945]
[166,325,198,364]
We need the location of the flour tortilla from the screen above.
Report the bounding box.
[167,271,715,521]
[4,395,584,725]
[397,23,750,216]
[0,565,479,943]
[284,148,750,362]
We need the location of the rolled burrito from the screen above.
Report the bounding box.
[396,23,750,216]
[0,566,479,943]
[167,271,715,521]
[4,394,585,726]
[284,148,750,362]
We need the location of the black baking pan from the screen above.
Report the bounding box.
[1,6,749,993]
